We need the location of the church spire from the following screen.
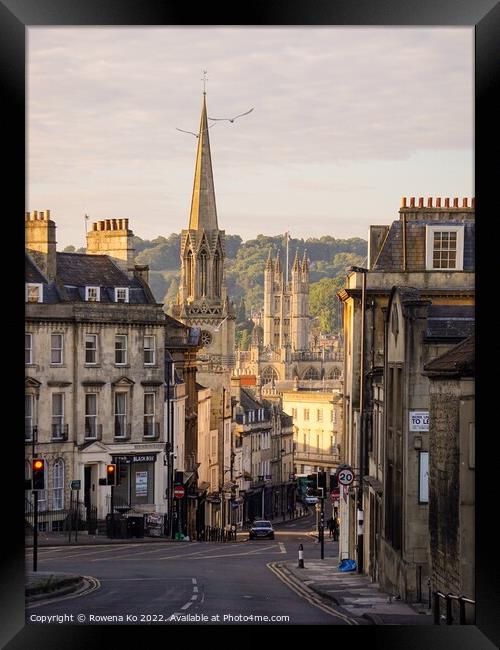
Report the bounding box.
[188,94,218,231]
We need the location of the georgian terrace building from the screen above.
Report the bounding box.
[25,211,197,526]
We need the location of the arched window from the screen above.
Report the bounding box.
[303,367,319,380]
[262,366,279,383]
[213,251,221,298]
[329,367,342,380]
[200,250,208,297]
[53,458,64,510]
[25,460,31,482]
[186,250,194,299]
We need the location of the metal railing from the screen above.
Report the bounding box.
[51,423,69,441]
[114,418,131,439]
[433,591,475,625]
[25,498,97,534]
[143,420,160,438]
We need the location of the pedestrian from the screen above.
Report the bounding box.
[332,516,339,541]
[327,517,334,538]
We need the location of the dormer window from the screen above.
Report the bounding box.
[26,283,43,303]
[85,286,100,302]
[114,287,129,303]
[426,225,464,270]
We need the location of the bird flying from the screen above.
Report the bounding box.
[208,107,254,123]
[176,123,217,138]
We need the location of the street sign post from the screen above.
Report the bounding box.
[173,485,185,499]
[71,480,81,490]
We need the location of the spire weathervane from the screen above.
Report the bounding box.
[202,69,208,95]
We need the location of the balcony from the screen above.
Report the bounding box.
[51,423,69,441]
[143,420,160,439]
[294,449,340,463]
[114,417,131,440]
[25,424,37,442]
[84,422,102,441]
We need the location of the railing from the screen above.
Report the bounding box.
[25,498,97,534]
[433,591,475,625]
[198,526,237,542]
[294,450,341,462]
[84,423,102,441]
[143,420,160,438]
[51,423,69,441]
[114,418,131,439]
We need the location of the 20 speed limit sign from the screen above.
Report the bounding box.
[337,467,354,486]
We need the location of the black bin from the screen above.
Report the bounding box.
[106,514,127,539]
[127,516,145,538]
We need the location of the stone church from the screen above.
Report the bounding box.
[235,248,343,386]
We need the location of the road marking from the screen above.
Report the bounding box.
[279,543,287,554]
[266,563,358,625]
[181,601,193,610]
[193,586,198,593]
[26,576,101,609]
[192,578,197,585]
[191,595,197,601]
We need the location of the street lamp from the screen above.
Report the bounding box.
[347,265,368,575]
[165,354,175,538]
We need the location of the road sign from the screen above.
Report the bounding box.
[173,485,185,499]
[337,466,354,486]
[71,480,81,490]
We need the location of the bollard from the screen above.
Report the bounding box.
[298,543,305,568]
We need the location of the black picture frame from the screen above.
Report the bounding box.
[4,0,499,647]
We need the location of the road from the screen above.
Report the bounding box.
[26,512,351,626]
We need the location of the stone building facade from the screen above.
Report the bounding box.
[423,336,475,619]
[338,196,474,600]
[25,211,197,530]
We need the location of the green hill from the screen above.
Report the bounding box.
[64,232,367,337]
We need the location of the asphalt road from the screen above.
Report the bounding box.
[26,511,349,626]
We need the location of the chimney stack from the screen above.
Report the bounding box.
[25,210,57,280]
[86,217,135,272]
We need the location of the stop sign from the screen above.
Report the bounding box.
[173,485,185,499]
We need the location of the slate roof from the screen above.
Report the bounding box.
[25,251,156,304]
[425,304,475,339]
[423,335,474,376]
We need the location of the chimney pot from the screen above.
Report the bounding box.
[99,221,105,230]
[427,197,433,207]
[436,197,441,207]
[410,197,415,207]
[401,197,407,208]
[124,218,129,230]
[93,222,97,231]
[444,198,450,208]
[453,197,459,208]
[463,198,468,207]
[471,197,475,208]
[418,197,424,208]
[33,210,38,220]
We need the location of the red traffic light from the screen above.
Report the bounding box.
[106,463,117,486]
[32,458,45,490]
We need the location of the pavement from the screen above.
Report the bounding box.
[278,538,433,625]
[26,571,85,603]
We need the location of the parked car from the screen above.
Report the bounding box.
[249,520,275,540]
[304,495,318,505]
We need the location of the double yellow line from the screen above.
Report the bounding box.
[267,562,359,625]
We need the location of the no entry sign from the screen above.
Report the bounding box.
[173,485,185,499]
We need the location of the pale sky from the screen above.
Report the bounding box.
[27,27,474,249]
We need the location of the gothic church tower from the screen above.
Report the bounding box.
[172,93,235,370]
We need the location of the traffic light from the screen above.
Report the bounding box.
[106,464,117,486]
[330,473,339,491]
[32,458,45,490]
[317,470,327,491]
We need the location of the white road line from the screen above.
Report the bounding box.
[181,601,193,610]
[191,595,197,601]
[193,586,198,593]
[279,543,287,554]
[192,578,197,585]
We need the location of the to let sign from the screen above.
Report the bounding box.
[409,411,429,431]
[173,485,185,499]
[70,480,81,490]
